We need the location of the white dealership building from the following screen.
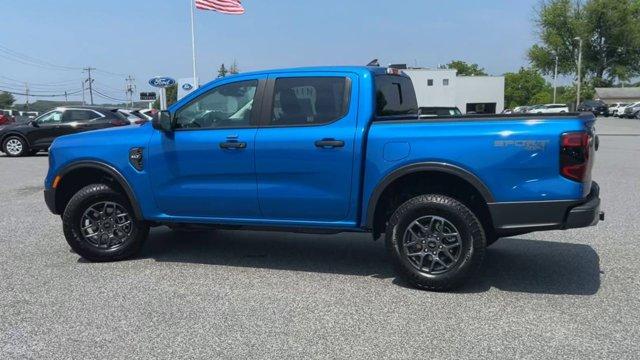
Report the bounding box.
[399,67,505,114]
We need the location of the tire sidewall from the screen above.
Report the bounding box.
[386,195,485,290]
[3,136,28,157]
[63,184,147,261]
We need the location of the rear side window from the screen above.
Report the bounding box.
[271,77,349,126]
[65,110,101,122]
[375,75,418,116]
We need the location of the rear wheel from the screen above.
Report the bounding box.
[62,183,149,262]
[385,194,486,291]
[2,136,28,157]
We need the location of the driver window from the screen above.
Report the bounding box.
[37,111,63,125]
[175,80,257,129]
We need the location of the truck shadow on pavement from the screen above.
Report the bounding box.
[139,228,600,296]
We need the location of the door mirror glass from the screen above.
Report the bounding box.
[153,110,174,131]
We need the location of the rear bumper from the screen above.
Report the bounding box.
[489,182,603,235]
[564,184,602,228]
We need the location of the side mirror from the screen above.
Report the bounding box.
[28,120,39,127]
[152,110,174,131]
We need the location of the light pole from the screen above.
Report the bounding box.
[553,53,559,103]
[574,37,583,109]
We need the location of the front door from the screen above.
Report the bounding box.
[148,78,263,219]
[28,110,63,148]
[254,73,358,222]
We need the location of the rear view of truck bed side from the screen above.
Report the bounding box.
[362,113,600,240]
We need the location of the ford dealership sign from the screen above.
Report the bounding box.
[148,77,176,88]
[182,83,193,91]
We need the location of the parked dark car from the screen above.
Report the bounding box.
[0,106,130,157]
[577,100,609,116]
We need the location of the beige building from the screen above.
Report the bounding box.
[595,87,640,104]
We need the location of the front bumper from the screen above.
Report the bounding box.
[44,188,57,214]
[488,181,603,235]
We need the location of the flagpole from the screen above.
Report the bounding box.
[190,0,198,88]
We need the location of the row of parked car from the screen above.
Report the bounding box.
[608,101,640,118]
[0,106,157,157]
[504,100,640,118]
[0,109,40,125]
[507,104,570,114]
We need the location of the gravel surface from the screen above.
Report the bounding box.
[1,117,639,359]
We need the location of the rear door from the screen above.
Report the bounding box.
[59,109,107,137]
[254,73,358,222]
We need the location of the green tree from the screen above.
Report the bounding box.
[528,0,640,86]
[556,83,595,104]
[229,60,239,75]
[443,60,488,76]
[217,63,228,78]
[0,91,16,108]
[504,68,552,108]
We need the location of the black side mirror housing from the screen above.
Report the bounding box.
[152,110,174,131]
[28,120,39,127]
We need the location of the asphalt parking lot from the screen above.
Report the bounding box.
[1,118,639,359]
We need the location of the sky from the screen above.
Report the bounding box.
[1,0,542,104]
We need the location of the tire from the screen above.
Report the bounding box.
[2,136,28,157]
[385,194,486,291]
[62,183,149,262]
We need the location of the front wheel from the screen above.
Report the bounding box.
[62,183,149,262]
[2,136,28,157]
[385,194,486,291]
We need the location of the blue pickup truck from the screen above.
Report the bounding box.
[43,66,603,290]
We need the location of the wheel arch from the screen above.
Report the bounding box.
[53,161,143,219]
[1,132,30,148]
[365,162,495,236]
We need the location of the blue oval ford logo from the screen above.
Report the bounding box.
[148,77,176,88]
[182,83,193,91]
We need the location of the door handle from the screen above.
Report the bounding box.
[219,141,247,149]
[315,138,345,148]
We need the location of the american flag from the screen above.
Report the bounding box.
[195,0,245,15]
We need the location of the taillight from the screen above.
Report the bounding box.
[134,119,147,125]
[560,132,591,182]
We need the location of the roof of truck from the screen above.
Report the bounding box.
[220,66,394,78]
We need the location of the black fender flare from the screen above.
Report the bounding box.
[364,162,495,229]
[55,161,143,219]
